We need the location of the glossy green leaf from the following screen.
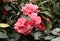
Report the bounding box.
[0,32,8,38]
[32,31,43,40]
[51,28,60,36]
[44,35,56,40]
[44,11,53,18]
[45,22,52,29]
[53,2,60,15]
[51,37,60,41]
[9,39,16,41]
[0,23,10,28]
[8,32,20,41]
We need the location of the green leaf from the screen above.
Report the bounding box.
[51,28,60,36]
[0,32,8,38]
[8,32,20,41]
[45,22,52,29]
[9,39,16,41]
[51,37,60,41]
[44,11,53,18]
[44,35,56,40]
[40,6,47,11]
[40,0,50,5]
[53,2,60,15]
[0,23,10,28]
[31,31,43,40]
[14,33,20,41]
[54,23,60,28]
[34,0,40,4]
[57,19,60,22]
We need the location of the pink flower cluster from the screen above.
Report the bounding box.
[21,3,38,15]
[14,17,33,35]
[14,3,45,35]
[29,13,41,24]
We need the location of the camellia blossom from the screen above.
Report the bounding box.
[29,13,37,19]
[17,17,26,26]
[21,3,38,15]
[29,13,44,31]
[45,18,51,23]
[14,17,33,35]
[38,23,45,31]
[34,23,45,31]
[29,13,41,24]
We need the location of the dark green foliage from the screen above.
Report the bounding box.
[0,0,60,41]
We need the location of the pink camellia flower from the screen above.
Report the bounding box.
[38,23,45,31]
[34,23,45,31]
[45,18,51,23]
[29,13,37,19]
[17,17,26,26]
[29,13,41,24]
[21,3,38,15]
[35,16,41,24]
[14,17,33,35]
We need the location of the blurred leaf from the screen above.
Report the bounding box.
[40,6,48,11]
[44,11,53,18]
[44,35,56,40]
[17,0,29,4]
[34,0,40,4]
[32,31,43,40]
[51,37,60,41]
[0,23,10,28]
[54,23,60,28]
[9,39,16,41]
[45,22,52,29]
[0,32,8,38]
[0,29,7,34]
[14,33,20,41]
[51,28,60,36]
[8,32,20,41]
[40,0,50,5]
[53,2,60,15]
[57,19,60,22]
[17,0,22,4]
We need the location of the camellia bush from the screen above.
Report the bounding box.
[0,0,60,41]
